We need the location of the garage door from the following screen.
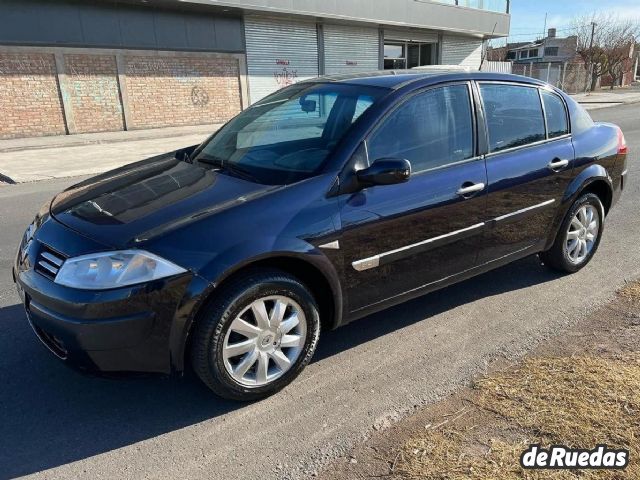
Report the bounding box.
[384,28,438,44]
[441,35,483,69]
[323,24,380,75]
[245,16,319,104]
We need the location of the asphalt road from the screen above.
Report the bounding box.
[0,104,638,480]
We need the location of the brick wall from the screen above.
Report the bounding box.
[124,55,242,130]
[64,54,124,133]
[0,48,244,139]
[0,53,66,139]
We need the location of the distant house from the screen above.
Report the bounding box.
[488,29,637,91]
[507,29,579,64]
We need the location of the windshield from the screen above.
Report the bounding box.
[194,82,388,185]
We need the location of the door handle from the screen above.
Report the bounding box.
[548,158,570,172]
[457,182,486,197]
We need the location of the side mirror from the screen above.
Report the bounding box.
[299,95,317,113]
[356,158,411,187]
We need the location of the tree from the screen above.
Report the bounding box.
[573,13,639,91]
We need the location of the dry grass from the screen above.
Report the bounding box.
[396,354,640,479]
[618,282,640,301]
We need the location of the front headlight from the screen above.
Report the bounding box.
[54,250,187,290]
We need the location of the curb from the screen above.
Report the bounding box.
[0,127,219,154]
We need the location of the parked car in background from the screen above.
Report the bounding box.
[13,72,628,401]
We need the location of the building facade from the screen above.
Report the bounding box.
[0,0,510,139]
[505,29,579,65]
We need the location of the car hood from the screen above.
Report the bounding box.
[50,155,279,249]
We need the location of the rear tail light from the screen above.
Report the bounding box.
[618,128,628,155]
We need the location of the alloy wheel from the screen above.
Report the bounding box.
[565,204,599,265]
[222,296,307,387]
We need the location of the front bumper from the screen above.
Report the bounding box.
[13,216,196,375]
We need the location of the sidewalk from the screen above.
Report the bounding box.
[571,85,640,110]
[0,124,221,184]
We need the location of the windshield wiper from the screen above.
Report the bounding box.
[196,155,261,183]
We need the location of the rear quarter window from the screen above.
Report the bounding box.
[480,84,546,153]
[541,90,569,138]
[567,98,595,135]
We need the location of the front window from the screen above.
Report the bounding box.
[368,84,475,173]
[384,43,406,69]
[384,41,436,70]
[194,83,387,185]
[545,47,559,57]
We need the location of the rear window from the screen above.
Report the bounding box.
[541,90,569,138]
[480,84,546,153]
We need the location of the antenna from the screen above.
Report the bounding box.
[479,22,498,71]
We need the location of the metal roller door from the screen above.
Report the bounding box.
[245,16,319,104]
[384,28,438,44]
[323,24,380,75]
[441,35,483,69]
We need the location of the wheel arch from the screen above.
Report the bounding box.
[545,166,613,251]
[173,252,343,373]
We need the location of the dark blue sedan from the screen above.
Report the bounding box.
[14,71,628,400]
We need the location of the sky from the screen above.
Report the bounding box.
[500,0,640,45]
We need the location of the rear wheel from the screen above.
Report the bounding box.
[540,193,604,273]
[190,269,320,401]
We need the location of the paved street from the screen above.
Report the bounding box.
[0,104,638,480]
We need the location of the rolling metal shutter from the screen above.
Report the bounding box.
[323,24,380,75]
[244,16,319,104]
[441,35,483,69]
[384,28,438,44]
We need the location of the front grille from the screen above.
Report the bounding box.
[35,244,65,280]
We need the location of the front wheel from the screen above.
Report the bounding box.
[190,269,320,401]
[540,193,605,273]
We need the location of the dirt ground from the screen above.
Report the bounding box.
[319,281,640,479]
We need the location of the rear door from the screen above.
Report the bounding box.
[338,83,488,313]
[477,83,574,263]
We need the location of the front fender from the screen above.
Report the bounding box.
[544,164,613,250]
[168,237,343,373]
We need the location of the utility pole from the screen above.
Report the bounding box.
[542,13,547,41]
[588,21,597,91]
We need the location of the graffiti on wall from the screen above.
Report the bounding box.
[0,56,50,74]
[274,58,298,88]
[191,86,210,107]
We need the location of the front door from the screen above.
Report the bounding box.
[476,83,575,263]
[337,83,488,313]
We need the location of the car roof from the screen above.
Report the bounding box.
[302,70,548,90]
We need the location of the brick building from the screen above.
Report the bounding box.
[0,0,510,139]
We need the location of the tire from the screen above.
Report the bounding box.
[540,193,605,273]
[190,268,320,401]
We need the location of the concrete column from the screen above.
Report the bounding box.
[53,51,76,135]
[115,53,132,131]
[317,23,325,76]
[237,54,250,109]
[378,27,385,70]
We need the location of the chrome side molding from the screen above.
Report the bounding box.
[492,199,555,223]
[319,240,340,250]
[351,223,484,271]
[351,199,557,272]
